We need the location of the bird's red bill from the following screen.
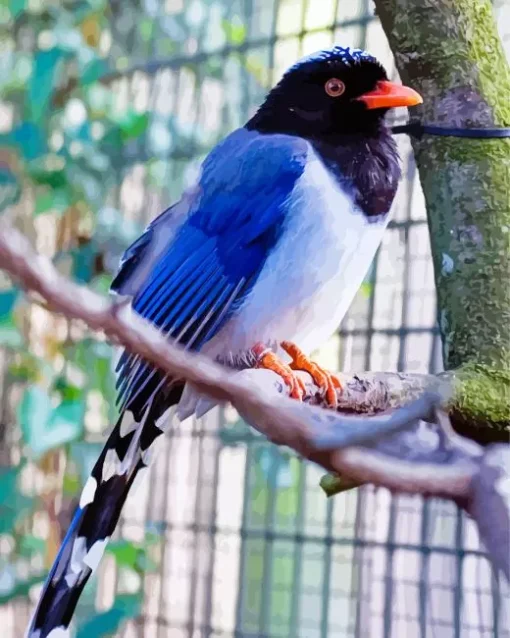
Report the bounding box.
[357,80,423,109]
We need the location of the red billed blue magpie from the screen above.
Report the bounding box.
[26,46,421,637]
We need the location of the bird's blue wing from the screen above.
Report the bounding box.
[114,129,308,410]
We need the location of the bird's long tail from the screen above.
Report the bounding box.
[25,398,172,638]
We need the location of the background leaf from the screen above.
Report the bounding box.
[0,573,44,605]
[0,289,19,320]
[222,18,246,45]
[0,289,22,347]
[27,48,66,122]
[0,465,34,534]
[69,441,105,484]
[8,0,26,19]
[115,111,149,141]
[0,164,21,212]
[76,594,142,638]
[17,534,46,558]
[18,386,85,458]
[34,188,71,215]
[7,122,47,160]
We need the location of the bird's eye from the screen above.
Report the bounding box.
[325,78,345,97]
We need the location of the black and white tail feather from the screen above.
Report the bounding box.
[25,395,176,638]
[25,208,185,638]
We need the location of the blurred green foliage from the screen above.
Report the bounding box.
[0,0,268,630]
[0,0,224,631]
[75,595,142,638]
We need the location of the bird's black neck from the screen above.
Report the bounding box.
[246,116,401,219]
[311,129,401,219]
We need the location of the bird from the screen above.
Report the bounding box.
[26,45,422,637]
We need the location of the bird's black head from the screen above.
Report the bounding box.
[247,46,422,139]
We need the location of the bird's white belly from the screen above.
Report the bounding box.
[204,149,390,359]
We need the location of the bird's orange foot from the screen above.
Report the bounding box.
[251,342,306,400]
[281,341,342,409]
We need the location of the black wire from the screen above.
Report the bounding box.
[392,122,510,139]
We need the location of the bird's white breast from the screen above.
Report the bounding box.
[205,145,391,359]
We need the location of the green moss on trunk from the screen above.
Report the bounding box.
[445,363,510,441]
[424,151,510,370]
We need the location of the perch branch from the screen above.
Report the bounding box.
[0,222,508,578]
[0,222,476,483]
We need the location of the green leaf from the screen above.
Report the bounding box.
[27,48,66,122]
[62,471,81,496]
[54,377,84,402]
[7,122,47,161]
[139,18,154,42]
[80,57,108,84]
[17,534,46,557]
[34,189,71,215]
[64,338,115,398]
[101,125,123,151]
[28,158,67,190]
[319,472,363,497]
[18,386,53,454]
[222,18,246,45]
[0,573,43,605]
[105,539,158,572]
[8,352,44,382]
[0,289,19,320]
[18,386,85,458]
[106,541,140,569]
[47,398,86,439]
[0,322,23,347]
[0,289,22,348]
[71,240,98,283]
[135,552,158,573]
[0,465,34,534]
[69,441,104,484]
[116,111,149,141]
[8,0,26,19]
[0,164,21,212]
[76,594,141,638]
[90,273,112,295]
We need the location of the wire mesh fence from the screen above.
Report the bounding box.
[1,0,509,636]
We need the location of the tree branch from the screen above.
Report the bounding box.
[0,222,508,579]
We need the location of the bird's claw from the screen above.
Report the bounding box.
[252,342,306,400]
[281,341,342,409]
[251,341,342,407]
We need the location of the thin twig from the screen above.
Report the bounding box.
[283,391,440,450]
[331,446,476,500]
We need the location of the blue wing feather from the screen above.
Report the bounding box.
[115,129,307,409]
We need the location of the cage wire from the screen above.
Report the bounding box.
[1,0,510,637]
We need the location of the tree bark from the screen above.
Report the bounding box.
[374,0,510,442]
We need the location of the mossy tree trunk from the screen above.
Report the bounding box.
[374,0,510,442]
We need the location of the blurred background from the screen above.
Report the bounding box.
[0,0,509,636]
